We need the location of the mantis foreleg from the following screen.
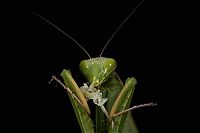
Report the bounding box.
[51,69,95,133]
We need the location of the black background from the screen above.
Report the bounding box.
[2,0,197,133]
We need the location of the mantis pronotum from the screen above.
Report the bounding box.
[33,0,157,132]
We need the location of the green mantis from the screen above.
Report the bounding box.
[33,0,157,132]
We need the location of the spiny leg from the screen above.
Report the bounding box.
[109,102,157,128]
[50,76,85,108]
[112,102,157,118]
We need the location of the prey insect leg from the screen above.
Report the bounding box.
[50,76,85,108]
[112,102,157,118]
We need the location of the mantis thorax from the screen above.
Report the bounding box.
[79,57,117,87]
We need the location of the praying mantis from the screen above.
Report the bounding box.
[33,0,156,133]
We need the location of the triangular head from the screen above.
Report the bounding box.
[79,57,117,87]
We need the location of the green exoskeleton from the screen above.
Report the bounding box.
[33,1,156,133]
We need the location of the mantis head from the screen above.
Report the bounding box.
[79,57,117,87]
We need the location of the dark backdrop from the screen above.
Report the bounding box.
[3,0,195,133]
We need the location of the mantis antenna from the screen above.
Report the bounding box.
[31,12,91,59]
[99,0,145,57]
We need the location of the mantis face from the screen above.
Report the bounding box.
[79,57,117,87]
